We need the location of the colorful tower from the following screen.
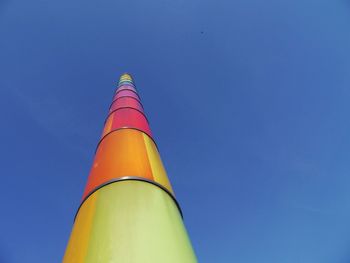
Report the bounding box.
[63,74,197,262]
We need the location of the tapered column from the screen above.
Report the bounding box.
[63,74,197,263]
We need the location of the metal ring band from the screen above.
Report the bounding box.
[117,82,136,88]
[104,107,150,126]
[74,176,183,222]
[118,79,134,84]
[114,88,139,97]
[116,84,136,91]
[114,87,138,95]
[95,127,158,155]
[109,96,144,111]
[112,94,141,104]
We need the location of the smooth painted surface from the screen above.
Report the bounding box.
[113,90,140,102]
[101,108,151,138]
[64,181,197,263]
[62,194,98,262]
[116,85,137,93]
[109,97,144,113]
[83,129,173,199]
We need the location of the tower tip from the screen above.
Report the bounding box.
[119,73,133,85]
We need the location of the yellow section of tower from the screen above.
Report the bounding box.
[62,194,98,262]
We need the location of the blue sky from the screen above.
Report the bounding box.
[1,0,350,262]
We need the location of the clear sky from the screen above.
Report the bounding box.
[1,0,350,262]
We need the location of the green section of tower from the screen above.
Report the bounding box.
[64,181,197,263]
